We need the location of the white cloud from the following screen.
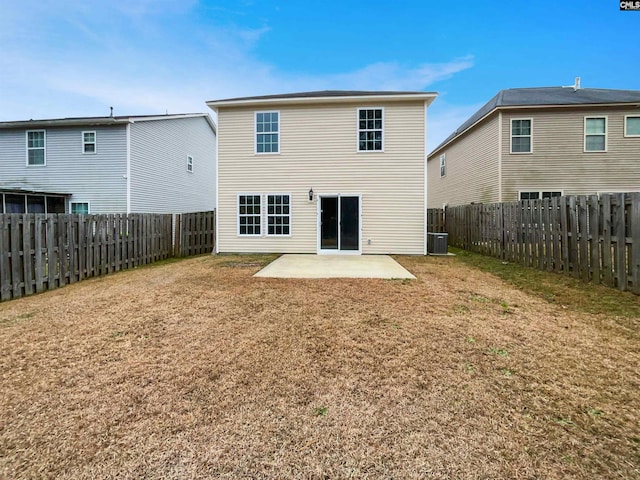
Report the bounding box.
[0,2,474,123]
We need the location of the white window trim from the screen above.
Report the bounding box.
[439,153,446,178]
[187,155,194,173]
[624,115,640,138]
[82,130,97,154]
[510,118,533,154]
[70,200,91,214]
[237,193,262,237]
[254,111,280,155]
[356,107,385,153]
[518,190,563,200]
[265,193,292,237]
[26,129,46,166]
[584,116,608,152]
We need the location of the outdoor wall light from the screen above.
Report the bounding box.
[309,188,314,201]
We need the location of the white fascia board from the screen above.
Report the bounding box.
[207,93,438,109]
[428,101,640,159]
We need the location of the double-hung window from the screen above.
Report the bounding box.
[238,194,261,235]
[27,130,46,166]
[439,154,446,177]
[511,119,532,153]
[358,108,383,151]
[256,112,279,153]
[266,194,290,236]
[625,116,640,137]
[584,117,607,152]
[83,131,96,153]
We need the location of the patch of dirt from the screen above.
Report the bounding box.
[1,255,638,479]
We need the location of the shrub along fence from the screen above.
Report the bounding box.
[435,193,640,294]
[0,210,215,302]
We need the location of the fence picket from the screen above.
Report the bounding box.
[438,193,639,295]
[0,210,215,303]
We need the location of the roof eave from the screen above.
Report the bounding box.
[207,93,438,108]
[0,118,131,129]
[428,101,640,158]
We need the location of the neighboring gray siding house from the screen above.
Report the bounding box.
[207,90,437,255]
[0,114,216,214]
[427,84,640,208]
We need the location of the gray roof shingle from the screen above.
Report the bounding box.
[430,86,640,155]
[0,113,211,129]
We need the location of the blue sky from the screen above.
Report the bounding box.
[1,0,638,150]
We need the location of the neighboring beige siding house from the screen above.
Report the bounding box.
[207,90,437,255]
[427,84,640,208]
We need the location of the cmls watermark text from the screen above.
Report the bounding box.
[620,1,640,10]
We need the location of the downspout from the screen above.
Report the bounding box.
[423,100,429,255]
[497,111,503,203]
[126,122,131,213]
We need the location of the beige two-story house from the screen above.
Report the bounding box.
[207,90,437,255]
[427,84,640,207]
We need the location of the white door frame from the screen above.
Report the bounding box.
[316,193,362,255]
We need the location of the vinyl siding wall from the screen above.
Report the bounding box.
[501,107,640,200]
[129,116,216,213]
[217,101,426,254]
[427,113,500,208]
[0,125,128,213]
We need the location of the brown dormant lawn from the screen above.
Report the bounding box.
[1,254,639,479]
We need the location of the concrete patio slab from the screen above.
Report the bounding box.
[253,254,416,279]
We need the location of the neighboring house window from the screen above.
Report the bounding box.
[83,131,96,153]
[238,194,261,235]
[266,194,290,236]
[584,117,607,152]
[187,155,194,172]
[4,194,26,213]
[439,154,446,177]
[625,116,640,137]
[256,111,279,153]
[27,130,46,166]
[511,119,532,153]
[519,191,562,200]
[358,108,383,151]
[71,202,89,214]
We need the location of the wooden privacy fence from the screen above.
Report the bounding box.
[174,210,216,257]
[427,208,446,233]
[0,211,215,302]
[442,193,640,294]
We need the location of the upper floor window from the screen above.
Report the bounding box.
[256,111,279,154]
[511,119,532,153]
[187,155,194,172]
[439,154,446,177]
[358,108,383,151]
[584,117,607,152]
[83,131,96,153]
[625,116,640,137]
[27,130,46,166]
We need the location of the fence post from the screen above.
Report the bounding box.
[631,192,640,294]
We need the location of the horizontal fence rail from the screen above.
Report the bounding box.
[0,211,215,302]
[438,193,640,294]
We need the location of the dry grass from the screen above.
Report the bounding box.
[1,253,639,479]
